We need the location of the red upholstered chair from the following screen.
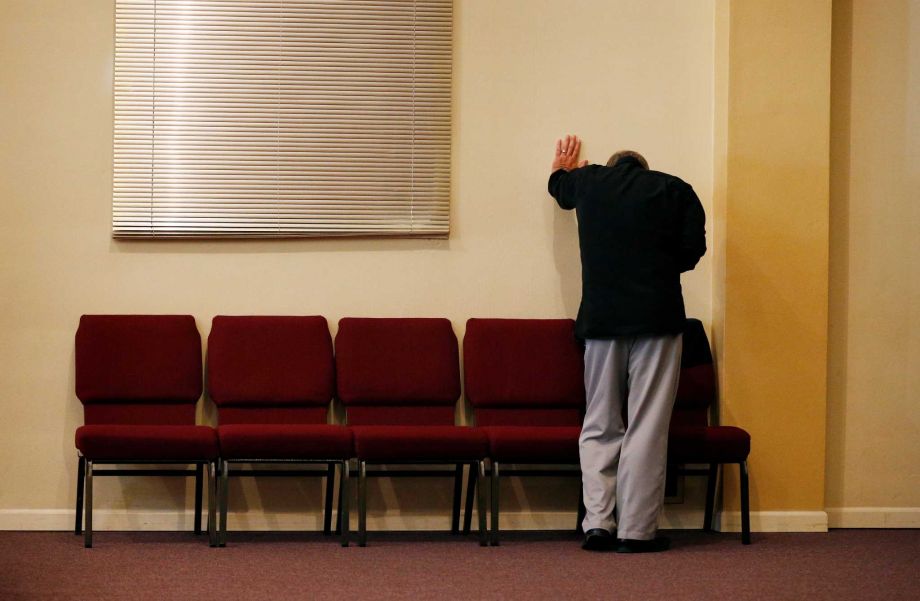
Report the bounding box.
[74,315,218,548]
[668,318,752,544]
[207,316,351,546]
[335,317,488,546]
[462,318,586,545]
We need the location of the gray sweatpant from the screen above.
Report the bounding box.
[579,333,683,540]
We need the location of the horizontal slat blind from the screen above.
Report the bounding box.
[113,0,452,238]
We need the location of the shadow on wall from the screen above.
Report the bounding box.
[552,201,581,318]
[109,236,451,256]
[826,0,853,507]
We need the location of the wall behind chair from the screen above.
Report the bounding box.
[0,0,714,527]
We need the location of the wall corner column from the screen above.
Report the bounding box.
[712,0,832,532]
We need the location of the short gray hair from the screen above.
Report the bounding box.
[607,150,649,169]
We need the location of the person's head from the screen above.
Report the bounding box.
[607,150,649,170]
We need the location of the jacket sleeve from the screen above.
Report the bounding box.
[676,182,707,272]
[548,168,578,210]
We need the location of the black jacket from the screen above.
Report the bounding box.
[548,157,706,339]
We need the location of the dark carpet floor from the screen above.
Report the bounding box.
[0,529,917,600]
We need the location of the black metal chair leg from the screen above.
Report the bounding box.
[219,459,229,547]
[194,463,203,535]
[704,463,718,532]
[323,462,336,535]
[740,461,751,545]
[358,460,367,547]
[83,460,93,548]
[476,460,487,546]
[208,461,218,547]
[451,464,463,534]
[462,461,476,535]
[665,464,679,498]
[340,460,350,547]
[576,486,586,534]
[490,461,500,546]
[75,456,85,535]
[335,473,343,535]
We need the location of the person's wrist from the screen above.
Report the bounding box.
[552,159,571,172]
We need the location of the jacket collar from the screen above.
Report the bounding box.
[612,156,642,168]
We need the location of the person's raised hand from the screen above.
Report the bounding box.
[552,134,589,172]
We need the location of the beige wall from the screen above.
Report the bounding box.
[826,0,920,525]
[0,0,714,528]
[6,0,916,536]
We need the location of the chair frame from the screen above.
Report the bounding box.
[469,460,750,545]
[217,457,350,547]
[461,462,583,545]
[356,458,488,547]
[462,318,586,546]
[669,317,752,545]
[76,455,217,548]
[674,461,751,544]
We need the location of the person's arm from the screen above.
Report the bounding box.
[676,182,707,272]
[548,134,588,210]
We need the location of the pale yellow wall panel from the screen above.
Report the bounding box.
[718,0,832,512]
[826,0,920,510]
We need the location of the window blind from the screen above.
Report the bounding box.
[113,0,452,238]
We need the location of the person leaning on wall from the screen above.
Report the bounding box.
[549,135,706,553]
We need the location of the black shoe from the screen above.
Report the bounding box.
[614,536,670,553]
[581,528,615,551]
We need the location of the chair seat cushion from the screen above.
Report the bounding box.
[351,426,487,461]
[668,425,751,463]
[482,426,582,463]
[218,424,352,459]
[75,425,218,460]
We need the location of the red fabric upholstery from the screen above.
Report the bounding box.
[75,425,218,460]
[218,424,352,460]
[672,319,716,428]
[351,426,487,461]
[474,408,582,427]
[482,426,582,463]
[668,425,751,463]
[75,315,202,405]
[335,318,460,407]
[463,318,585,411]
[208,316,334,407]
[217,407,327,425]
[83,403,195,426]
[667,319,751,464]
[669,408,708,430]
[671,367,714,430]
[675,364,716,411]
[346,405,455,426]
[461,319,584,468]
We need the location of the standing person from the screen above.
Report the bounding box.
[549,134,706,553]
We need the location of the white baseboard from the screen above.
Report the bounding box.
[495,507,707,531]
[0,506,726,532]
[826,507,920,528]
[9,508,917,532]
[719,510,828,533]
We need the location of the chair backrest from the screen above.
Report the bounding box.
[207,316,334,425]
[335,318,460,425]
[463,318,585,426]
[672,318,716,429]
[75,315,202,425]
